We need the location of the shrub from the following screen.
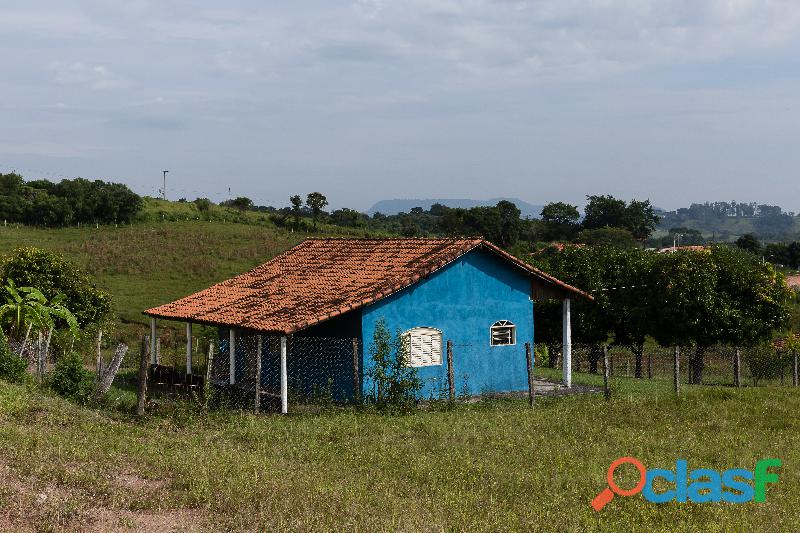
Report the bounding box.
[744,344,784,386]
[366,318,421,411]
[1,247,111,327]
[0,328,27,383]
[49,353,93,402]
[534,344,550,367]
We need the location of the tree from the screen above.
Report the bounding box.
[648,247,792,383]
[194,198,212,212]
[289,195,303,228]
[540,202,580,241]
[306,192,328,229]
[494,200,522,248]
[735,233,761,255]
[330,208,366,228]
[583,195,628,230]
[1,248,110,327]
[624,199,660,241]
[223,197,254,212]
[576,227,639,248]
[582,195,660,241]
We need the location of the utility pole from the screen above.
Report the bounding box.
[161,170,169,200]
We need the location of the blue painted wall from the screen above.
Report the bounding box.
[361,249,534,398]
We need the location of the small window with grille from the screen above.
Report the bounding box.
[490,320,516,346]
[402,327,443,367]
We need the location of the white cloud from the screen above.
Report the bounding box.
[50,62,126,90]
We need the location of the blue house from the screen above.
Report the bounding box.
[144,238,589,411]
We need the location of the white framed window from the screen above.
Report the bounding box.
[490,320,516,346]
[403,327,443,367]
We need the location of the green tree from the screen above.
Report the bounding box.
[735,233,761,255]
[540,202,580,241]
[194,198,212,212]
[583,195,628,230]
[306,192,328,229]
[576,227,639,248]
[289,195,303,228]
[649,247,791,383]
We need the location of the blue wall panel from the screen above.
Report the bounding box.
[361,249,534,398]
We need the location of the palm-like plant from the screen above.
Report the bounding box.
[0,280,79,358]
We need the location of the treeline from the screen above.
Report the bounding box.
[735,234,800,269]
[530,245,794,382]
[264,192,660,249]
[659,201,797,241]
[0,173,142,226]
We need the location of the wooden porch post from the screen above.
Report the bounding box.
[185,322,193,376]
[280,335,288,414]
[562,298,572,388]
[229,328,236,385]
[150,318,157,365]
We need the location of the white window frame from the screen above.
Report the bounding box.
[490,320,516,346]
[402,327,443,367]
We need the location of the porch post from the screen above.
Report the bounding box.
[562,298,572,388]
[229,328,236,385]
[185,322,193,376]
[280,335,288,414]
[150,318,157,365]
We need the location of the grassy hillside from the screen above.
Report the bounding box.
[1,376,798,531]
[655,216,800,243]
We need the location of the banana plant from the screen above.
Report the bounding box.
[0,280,79,358]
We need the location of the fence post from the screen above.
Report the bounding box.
[254,335,262,414]
[602,344,610,400]
[733,347,741,388]
[447,340,455,402]
[647,351,652,380]
[185,322,193,377]
[352,338,360,404]
[793,351,798,387]
[136,336,148,416]
[150,318,157,365]
[95,329,103,374]
[525,342,535,407]
[673,346,680,394]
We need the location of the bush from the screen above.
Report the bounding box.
[1,247,111,327]
[49,353,93,402]
[366,319,421,411]
[534,344,550,367]
[744,344,784,386]
[0,329,27,383]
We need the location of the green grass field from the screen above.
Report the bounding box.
[0,374,798,531]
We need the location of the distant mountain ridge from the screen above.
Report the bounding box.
[367,198,545,219]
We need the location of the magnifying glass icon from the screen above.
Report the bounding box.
[591,456,647,511]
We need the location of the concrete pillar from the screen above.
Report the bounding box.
[229,328,236,385]
[280,336,288,414]
[185,322,193,376]
[562,298,572,388]
[150,318,157,365]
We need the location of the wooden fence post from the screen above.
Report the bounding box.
[352,338,360,404]
[254,335,262,414]
[525,342,535,407]
[446,340,455,402]
[733,347,741,388]
[602,345,611,400]
[793,351,798,387]
[647,352,652,380]
[673,346,680,394]
[136,335,148,416]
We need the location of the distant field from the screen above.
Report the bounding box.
[655,216,800,242]
[0,374,798,531]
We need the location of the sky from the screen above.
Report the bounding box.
[2,0,800,212]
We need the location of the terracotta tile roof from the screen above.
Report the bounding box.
[657,245,709,254]
[786,274,800,289]
[144,238,591,334]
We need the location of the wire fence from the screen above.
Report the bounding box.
[135,331,800,415]
[539,343,800,388]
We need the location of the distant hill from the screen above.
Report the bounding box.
[367,198,545,219]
